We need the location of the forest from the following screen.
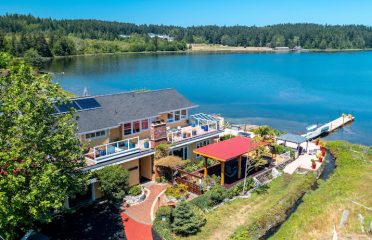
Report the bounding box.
[1,14,372,58]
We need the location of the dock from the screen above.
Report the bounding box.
[302,114,355,140]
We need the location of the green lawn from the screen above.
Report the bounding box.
[271,141,372,240]
[175,173,317,240]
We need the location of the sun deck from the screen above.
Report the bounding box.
[84,136,151,163]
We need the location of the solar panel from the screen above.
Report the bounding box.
[56,101,81,113]
[75,98,101,110]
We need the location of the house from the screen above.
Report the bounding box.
[55,89,223,207]
[147,33,175,41]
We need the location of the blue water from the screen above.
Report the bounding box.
[45,52,372,145]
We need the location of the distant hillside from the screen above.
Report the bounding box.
[1,14,372,57]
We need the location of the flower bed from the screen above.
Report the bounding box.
[123,186,146,205]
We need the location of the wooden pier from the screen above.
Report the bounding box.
[302,114,355,140]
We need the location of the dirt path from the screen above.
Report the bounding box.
[207,203,253,240]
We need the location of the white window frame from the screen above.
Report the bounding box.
[85,130,107,140]
[167,109,188,123]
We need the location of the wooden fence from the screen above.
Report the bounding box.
[175,177,202,195]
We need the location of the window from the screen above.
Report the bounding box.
[123,122,132,135]
[167,109,187,123]
[141,119,149,130]
[196,140,210,158]
[167,112,174,122]
[172,146,188,160]
[123,119,150,136]
[181,109,187,119]
[85,130,106,140]
[133,121,140,133]
[175,111,180,121]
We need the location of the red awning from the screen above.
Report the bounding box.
[194,136,267,162]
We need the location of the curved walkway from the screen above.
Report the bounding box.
[121,183,168,240]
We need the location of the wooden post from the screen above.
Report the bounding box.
[204,157,208,178]
[221,162,225,185]
[238,156,242,179]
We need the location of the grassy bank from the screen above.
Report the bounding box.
[271,141,372,239]
[174,173,316,240]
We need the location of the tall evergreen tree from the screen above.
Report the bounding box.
[34,34,53,57]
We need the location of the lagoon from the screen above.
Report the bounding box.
[45,52,372,145]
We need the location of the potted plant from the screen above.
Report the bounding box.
[192,128,197,136]
[318,156,323,163]
[321,150,326,156]
[311,159,316,169]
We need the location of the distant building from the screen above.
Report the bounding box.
[119,34,131,38]
[148,33,174,42]
[292,46,303,51]
[274,47,290,51]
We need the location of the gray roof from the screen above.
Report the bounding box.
[74,89,196,133]
[276,133,307,144]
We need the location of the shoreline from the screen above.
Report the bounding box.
[40,46,372,60]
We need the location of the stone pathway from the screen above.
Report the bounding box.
[121,182,168,240]
[124,183,168,224]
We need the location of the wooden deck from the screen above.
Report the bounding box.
[302,114,354,140]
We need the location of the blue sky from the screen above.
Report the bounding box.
[1,0,372,26]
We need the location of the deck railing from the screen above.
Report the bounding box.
[167,121,218,143]
[85,136,151,162]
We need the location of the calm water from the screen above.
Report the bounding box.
[45,52,372,145]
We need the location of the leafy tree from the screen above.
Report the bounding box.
[171,202,206,236]
[0,53,86,239]
[53,37,76,56]
[94,165,129,203]
[0,52,12,68]
[23,48,44,69]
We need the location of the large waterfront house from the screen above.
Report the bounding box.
[56,89,223,207]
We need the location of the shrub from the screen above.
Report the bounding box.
[202,174,221,190]
[156,206,173,221]
[153,206,175,240]
[95,165,129,203]
[207,185,227,206]
[155,176,168,183]
[229,178,255,197]
[171,202,206,236]
[154,143,170,160]
[190,184,229,210]
[183,160,199,172]
[128,185,142,196]
[165,184,188,200]
[220,134,234,141]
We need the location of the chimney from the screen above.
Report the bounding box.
[150,120,167,147]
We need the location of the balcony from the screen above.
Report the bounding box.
[167,121,219,143]
[85,136,151,163]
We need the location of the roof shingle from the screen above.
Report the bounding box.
[74,89,196,133]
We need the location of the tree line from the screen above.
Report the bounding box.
[1,14,372,58]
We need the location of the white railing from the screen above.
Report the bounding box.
[167,121,218,143]
[85,137,151,162]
